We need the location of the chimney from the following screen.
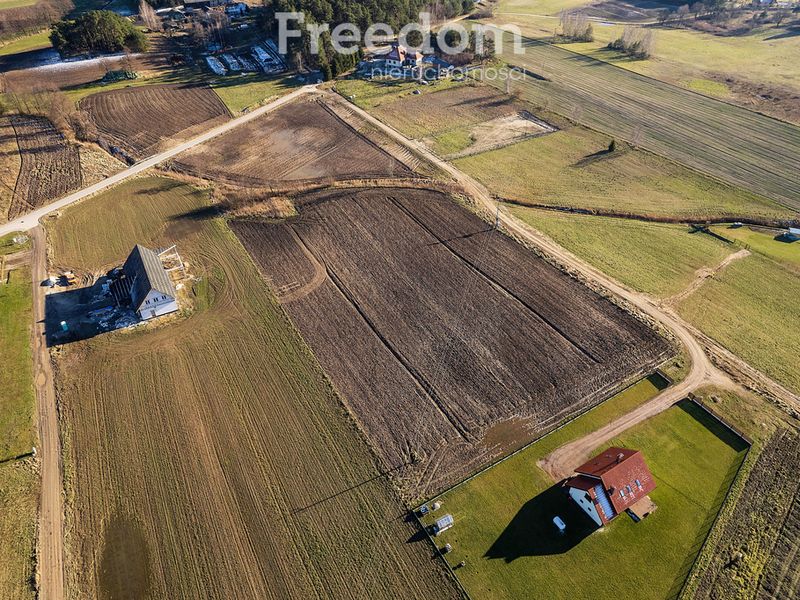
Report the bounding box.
[617,453,624,463]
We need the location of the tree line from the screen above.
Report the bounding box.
[50,10,148,56]
[258,0,474,78]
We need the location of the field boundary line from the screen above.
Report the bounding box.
[499,198,798,228]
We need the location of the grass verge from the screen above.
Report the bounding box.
[0,266,37,600]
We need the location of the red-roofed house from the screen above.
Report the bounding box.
[385,43,423,69]
[564,447,657,527]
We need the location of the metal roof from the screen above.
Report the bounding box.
[123,245,176,310]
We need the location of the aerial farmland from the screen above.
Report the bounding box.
[0,0,798,598]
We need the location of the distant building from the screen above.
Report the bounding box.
[785,227,800,242]
[117,245,179,320]
[564,447,657,527]
[385,43,423,69]
[225,1,247,16]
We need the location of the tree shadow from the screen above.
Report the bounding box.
[485,484,597,562]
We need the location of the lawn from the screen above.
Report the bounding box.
[453,125,792,221]
[509,207,734,297]
[710,224,800,273]
[211,74,300,114]
[0,266,37,600]
[425,400,748,600]
[52,177,458,599]
[49,176,212,270]
[677,253,800,394]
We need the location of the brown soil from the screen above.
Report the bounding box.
[231,186,670,498]
[174,98,412,187]
[80,83,232,159]
[7,115,81,220]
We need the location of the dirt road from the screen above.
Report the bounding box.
[666,248,750,306]
[0,86,317,238]
[29,225,64,600]
[335,91,799,479]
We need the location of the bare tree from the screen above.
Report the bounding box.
[690,2,705,18]
[676,4,691,24]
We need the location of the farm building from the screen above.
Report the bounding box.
[385,43,423,68]
[113,245,179,320]
[564,447,657,527]
[784,227,800,242]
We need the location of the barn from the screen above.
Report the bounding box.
[113,245,179,320]
[564,447,657,527]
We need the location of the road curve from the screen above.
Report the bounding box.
[0,85,317,238]
[334,90,798,480]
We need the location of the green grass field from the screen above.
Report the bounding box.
[677,253,800,394]
[49,176,211,270]
[0,0,37,10]
[0,267,37,600]
[211,74,300,114]
[0,232,30,256]
[510,207,734,297]
[425,400,747,600]
[336,76,464,111]
[488,4,800,96]
[0,30,48,55]
[710,225,800,272]
[453,125,791,221]
[489,35,800,210]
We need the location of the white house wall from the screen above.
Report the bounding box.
[569,486,603,527]
[138,290,179,320]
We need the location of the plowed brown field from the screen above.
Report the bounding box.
[231,187,670,497]
[79,84,231,159]
[8,115,81,220]
[54,182,459,600]
[174,98,412,186]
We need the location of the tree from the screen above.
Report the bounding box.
[608,139,617,152]
[657,7,672,24]
[50,10,148,56]
[676,4,691,24]
[690,2,705,18]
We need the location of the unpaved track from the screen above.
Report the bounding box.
[666,248,751,306]
[30,225,64,600]
[0,86,317,237]
[336,91,800,479]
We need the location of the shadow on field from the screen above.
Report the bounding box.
[675,399,749,453]
[485,485,596,562]
[289,463,408,516]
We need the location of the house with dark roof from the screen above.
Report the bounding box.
[385,43,423,69]
[119,245,179,320]
[564,447,657,527]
